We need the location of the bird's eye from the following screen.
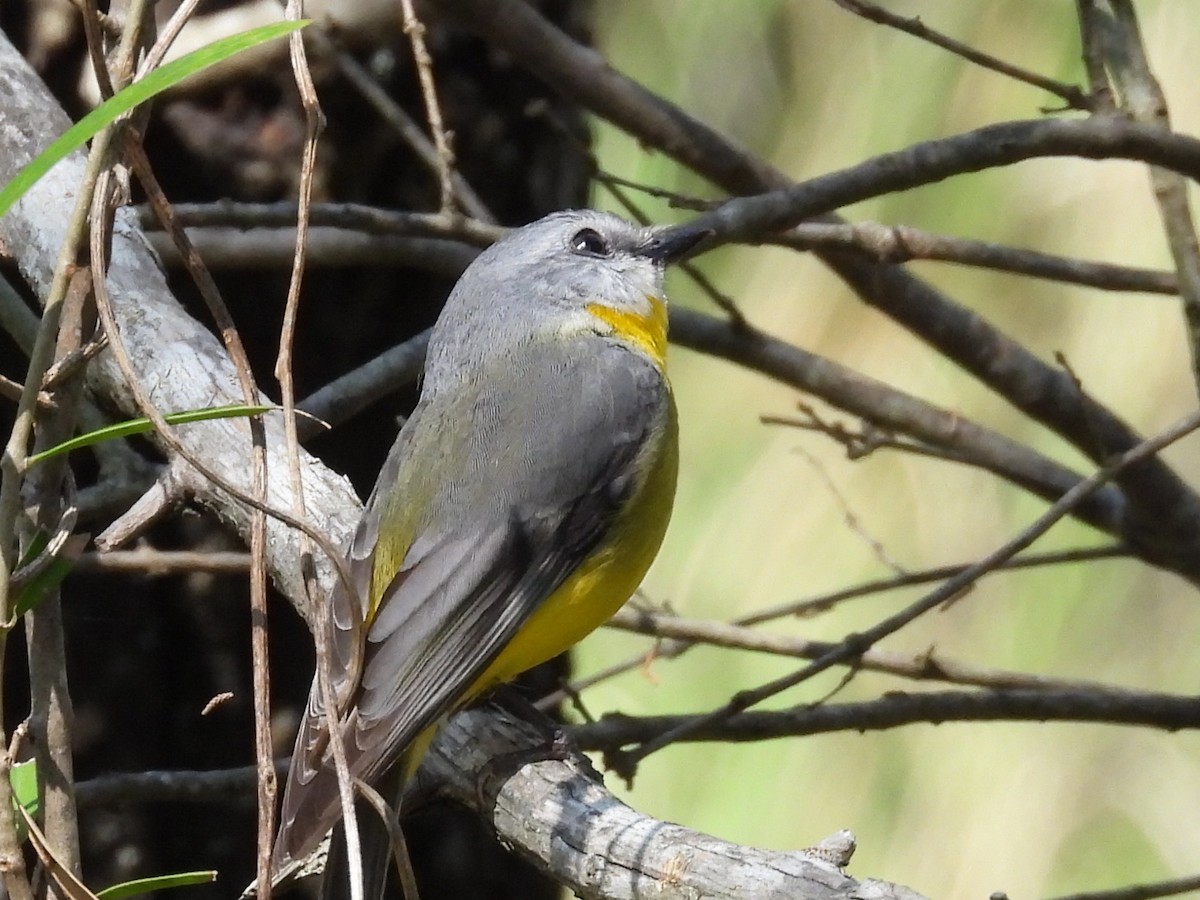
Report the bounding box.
[570,228,610,257]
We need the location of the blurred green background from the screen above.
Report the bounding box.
[571,2,1200,897]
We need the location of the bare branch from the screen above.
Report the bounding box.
[687,118,1200,244]
[1049,872,1200,900]
[604,607,1139,694]
[135,202,502,243]
[1091,2,1200,399]
[74,548,253,575]
[144,226,478,273]
[571,687,1200,751]
[423,705,927,900]
[831,0,1092,110]
[778,222,1179,295]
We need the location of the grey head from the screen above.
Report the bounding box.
[423,210,709,389]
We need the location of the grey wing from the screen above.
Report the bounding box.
[273,427,415,871]
[274,339,667,868]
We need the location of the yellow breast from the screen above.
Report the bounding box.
[585,295,669,368]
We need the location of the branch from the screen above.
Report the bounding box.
[422,705,927,900]
[570,687,1200,750]
[135,201,502,242]
[144,227,479,273]
[777,222,1179,295]
[1090,2,1200,399]
[72,710,929,900]
[831,0,1092,110]
[685,118,1200,241]
[1049,872,1200,900]
[605,607,1136,694]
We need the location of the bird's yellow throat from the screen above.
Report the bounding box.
[587,296,669,366]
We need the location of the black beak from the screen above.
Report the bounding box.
[636,222,714,264]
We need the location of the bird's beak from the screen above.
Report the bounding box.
[636,222,714,265]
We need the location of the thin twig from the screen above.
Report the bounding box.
[763,407,978,466]
[604,606,1142,694]
[572,686,1200,753]
[122,126,278,896]
[790,445,906,574]
[399,0,456,214]
[137,201,502,242]
[0,0,153,892]
[1075,1,1117,113]
[352,779,420,900]
[831,0,1092,110]
[310,32,491,221]
[741,545,1128,624]
[1092,2,1200,400]
[20,266,93,882]
[538,545,1127,708]
[137,0,203,75]
[75,548,253,575]
[1048,872,1200,900]
[78,0,114,100]
[274,8,352,900]
[776,222,1179,295]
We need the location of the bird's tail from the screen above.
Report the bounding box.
[319,800,397,900]
[318,755,418,900]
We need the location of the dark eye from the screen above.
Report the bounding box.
[570,227,610,257]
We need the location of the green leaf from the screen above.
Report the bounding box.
[10,759,38,815]
[10,759,39,842]
[26,404,275,466]
[0,20,308,218]
[96,871,217,900]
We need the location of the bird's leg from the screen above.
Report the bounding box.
[471,687,603,821]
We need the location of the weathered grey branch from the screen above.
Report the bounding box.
[425,706,927,900]
[72,710,928,900]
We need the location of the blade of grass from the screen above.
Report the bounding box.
[96,872,218,900]
[0,20,308,218]
[26,404,274,466]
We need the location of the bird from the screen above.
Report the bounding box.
[271,209,708,898]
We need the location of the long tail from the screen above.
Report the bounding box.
[318,761,413,900]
